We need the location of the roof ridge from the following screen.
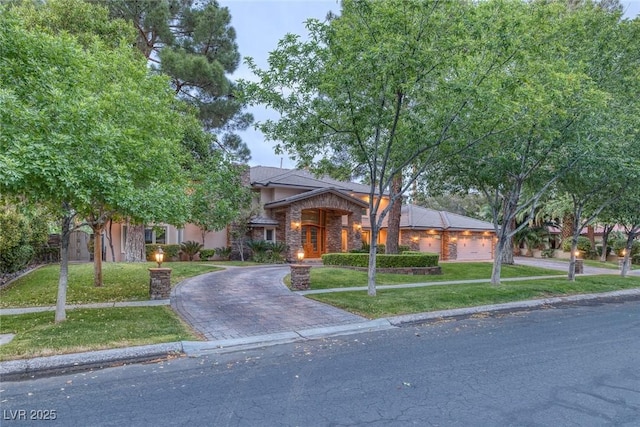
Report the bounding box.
[439,211,451,229]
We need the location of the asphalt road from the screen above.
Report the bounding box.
[2,300,639,426]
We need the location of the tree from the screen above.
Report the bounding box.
[96,0,253,161]
[189,158,252,245]
[242,0,519,295]
[437,0,622,285]
[0,7,192,319]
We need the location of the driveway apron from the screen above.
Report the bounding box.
[171,265,365,341]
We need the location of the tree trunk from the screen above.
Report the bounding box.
[106,220,116,262]
[55,210,73,323]
[125,222,145,262]
[385,174,402,254]
[367,214,379,296]
[491,232,508,286]
[501,217,515,265]
[568,237,578,282]
[92,224,104,287]
[620,232,637,278]
[600,224,614,262]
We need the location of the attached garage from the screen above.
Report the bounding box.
[456,235,493,261]
[419,236,442,256]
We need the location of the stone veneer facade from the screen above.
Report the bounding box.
[275,192,364,262]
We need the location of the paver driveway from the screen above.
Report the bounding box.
[171,265,365,341]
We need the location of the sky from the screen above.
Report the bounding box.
[219,0,640,169]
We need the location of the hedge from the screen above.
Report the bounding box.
[322,252,439,268]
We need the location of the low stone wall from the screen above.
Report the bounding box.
[339,266,442,275]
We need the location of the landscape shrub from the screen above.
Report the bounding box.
[214,246,232,260]
[246,240,288,263]
[610,238,640,258]
[322,252,439,268]
[145,244,180,261]
[180,241,204,261]
[0,206,47,273]
[199,249,215,260]
[561,236,593,257]
[361,243,385,254]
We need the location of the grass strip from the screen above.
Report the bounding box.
[308,275,640,318]
[0,262,222,307]
[304,263,563,290]
[0,306,199,361]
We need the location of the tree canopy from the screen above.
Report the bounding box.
[0,4,196,320]
[96,0,254,162]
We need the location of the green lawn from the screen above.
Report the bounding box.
[0,262,222,307]
[308,274,640,318]
[0,306,198,361]
[301,262,563,290]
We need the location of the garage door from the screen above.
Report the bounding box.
[419,236,441,256]
[457,236,492,261]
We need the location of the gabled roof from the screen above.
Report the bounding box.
[250,166,373,194]
[400,204,494,231]
[264,187,369,209]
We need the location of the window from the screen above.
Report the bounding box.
[265,228,275,242]
[145,226,167,244]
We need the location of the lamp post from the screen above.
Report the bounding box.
[149,246,171,300]
[154,246,164,268]
[290,247,311,291]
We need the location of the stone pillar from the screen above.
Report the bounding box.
[149,268,172,300]
[290,264,311,290]
[326,213,342,253]
[575,259,584,274]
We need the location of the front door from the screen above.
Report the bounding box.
[302,225,322,258]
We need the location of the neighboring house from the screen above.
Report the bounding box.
[102,166,496,262]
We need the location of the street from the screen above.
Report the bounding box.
[2,300,639,426]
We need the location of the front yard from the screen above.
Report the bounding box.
[0,260,638,361]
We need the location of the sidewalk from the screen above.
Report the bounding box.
[2,259,639,381]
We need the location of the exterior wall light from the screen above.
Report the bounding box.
[292,221,301,231]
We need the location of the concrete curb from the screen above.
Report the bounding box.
[0,342,182,381]
[2,289,639,381]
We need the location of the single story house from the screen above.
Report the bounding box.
[81,166,496,262]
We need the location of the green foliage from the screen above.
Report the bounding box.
[145,244,180,262]
[541,248,556,258]
[322,253,439,268]
[188,160,251,238]
[610,238,640,257]
[360,243,386,254]
[98,0,253,161]
[180,240,203,261]
[0,202,49,273]
[214,246,232,261]
[198,249,215,260]
[561,236,593,255]
[246,240,288,264]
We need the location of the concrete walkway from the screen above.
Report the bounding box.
[170,265,365,341]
